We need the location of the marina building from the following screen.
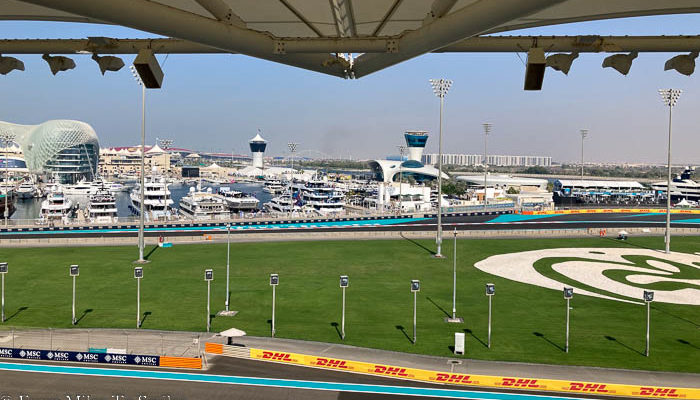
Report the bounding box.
[422,153,552,167]
[0,120,99,184]
[369,131,448,183]
[99,144,172,178]
[553,179,655,205]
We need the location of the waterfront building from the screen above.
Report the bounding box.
[422,153,552,167]
[99,144,172,178]
[0,120,99,184]
[369,131,448,183]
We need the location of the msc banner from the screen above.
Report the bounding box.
[229,346,698,399]
[0,347,160,367]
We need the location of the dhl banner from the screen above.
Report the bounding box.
[522,209,700,215]
[205,345,699,399]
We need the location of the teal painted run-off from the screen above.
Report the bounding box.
[0,362,581,400]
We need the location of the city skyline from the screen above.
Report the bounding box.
[1,15,700,164]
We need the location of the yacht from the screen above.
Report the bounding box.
[651,167,700,202]
[179,187,230,220]
[40,188,74,223]
[63,180,98,196]
[264,191,302,214]
[87,188,118,223]
[16,181,39,199]
[295,179,346,215]
[262,179,285,194]
[219,187,259,211]
[129,175,174,220]
[0,188,15,219]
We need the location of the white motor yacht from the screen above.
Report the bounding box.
[129,174,174,220]
[219,187,259,211]
[295,179,346,215]
[651,167,700,202]
[40,188,74,223]
[16,181,38,199]
[264,190,302,214]
[263,179,285,194]
[87,188,118,223]
[63,180,99,196]
[179,187,230,220]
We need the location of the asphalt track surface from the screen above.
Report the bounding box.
[0,357,619,400]
[1,212,699,239]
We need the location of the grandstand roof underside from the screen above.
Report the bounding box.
[3,0,700,78]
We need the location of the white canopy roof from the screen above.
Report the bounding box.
[3,1,700,78]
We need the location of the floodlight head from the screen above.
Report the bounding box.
[485,283,495,296]
[91,53,125,75]
[0,262,7,274]
[429,78,452,98]
[132,49,164,88]
[0,54,25,75]
[664,51,699,76]
[70,264,79,277]
[659,89,682,107]
[270,273,279,286]
[563,287,574,299]
[602,51,638,75]
[524,48,546,90]
[483,123,492,135]
[580,129,589,139]
[339,275,349,288]
[287,142,298,153]
[546,52,579,75]
[643,290,654,302]
[411,279,420,292]
[42,54,76,75]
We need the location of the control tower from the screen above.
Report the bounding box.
[249,132,267,168]
[404,130,428,162]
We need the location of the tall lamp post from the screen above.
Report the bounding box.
[1,131,16,227]
[397,145,405,215]
[446,228,462,323]
[287,142,298,216]
[130,65,147,264]
[225,224,230,311]
[658,89,681,254]
[429,78,452,258]
[579,129,588,181]
[482,123,492,210]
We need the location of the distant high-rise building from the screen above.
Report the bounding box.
[422,153,552,167]
[249,132,267,169]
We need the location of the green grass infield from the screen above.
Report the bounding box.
[0,235,698,373]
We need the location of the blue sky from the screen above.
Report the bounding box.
[1,14,699,164]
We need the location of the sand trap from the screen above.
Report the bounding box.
[474,248,700,305]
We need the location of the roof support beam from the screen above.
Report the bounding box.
[194,0,246,28]
[423,0,458,25]
[278,0,325,37]
[329,0,357,37]
[372,0,403,36]
[17,0,348,78]
[351,0,566,78]
[3,36,700,55]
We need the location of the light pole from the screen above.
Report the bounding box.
[159,139,173,178]
[70,265,79,325]
[429,78,452,258]
[205,269,213,332]
[482,123,492,210]
[486,283,495,348]
[134,267,143,328]
[225,224,230,311]
[397,145,405,215]
[131,65,147,263]
[1,131,16,227]
[446,228,462,323]
[339,275,348,340]
[658,89,681,254]
[0,262,7,323]
[644,291,654,357]
[287,142,298,216]
[579,129,588,181]
[270,274,278,337]
[563,287,573,353]
[411,280,420,344]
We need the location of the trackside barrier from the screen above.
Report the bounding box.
[0,346,201,369]
[204,344,699,399]
[522,209,700,215]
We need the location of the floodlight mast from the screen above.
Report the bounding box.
[580,129,588,181]
[131,65,146,263]
[482,123,492,210]
[397,145,406,214]
[658,89,682,254]
[429,78,452,258]
[287,142,298,215]
[0,131,16,227]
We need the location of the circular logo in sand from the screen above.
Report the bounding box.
[474,248,700,305]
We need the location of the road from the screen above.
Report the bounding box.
[0,357,615,400]
[0,212,698,239]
